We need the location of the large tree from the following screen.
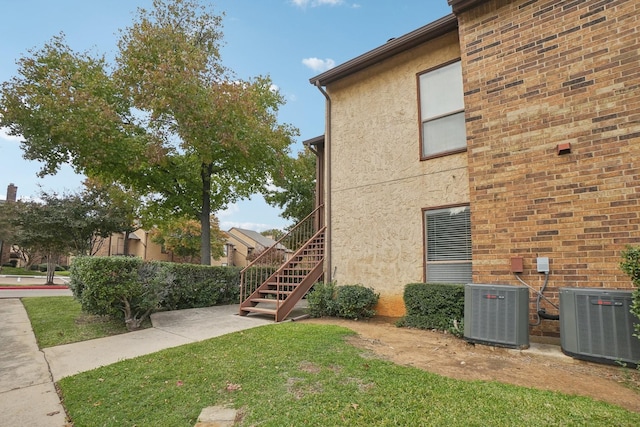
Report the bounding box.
[265,147,316,225]
[0,0,296,265]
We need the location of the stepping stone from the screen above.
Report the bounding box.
[194,405,238,427]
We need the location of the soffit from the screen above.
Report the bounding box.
[448,0,491,14]
[310,14,458,87]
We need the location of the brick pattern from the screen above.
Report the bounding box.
[458,0,640,335]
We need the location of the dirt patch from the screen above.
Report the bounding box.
[302,317,640,413]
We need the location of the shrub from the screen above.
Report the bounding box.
[400,283,465,335]
[70,256,157,331]
[307,282,337,317]
[308,283,379,320]
[620,246,640,339]
[151,262,241,310]
[70,257,243,330]
[334,285,379,320]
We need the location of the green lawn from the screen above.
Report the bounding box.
[57,322,640,427]
[22,296,130,348]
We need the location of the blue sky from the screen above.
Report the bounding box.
[0,0,453,231]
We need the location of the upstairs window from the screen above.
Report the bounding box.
[424,205,472,284]
[418,60,467,159]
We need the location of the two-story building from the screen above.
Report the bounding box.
[309,0,640,337]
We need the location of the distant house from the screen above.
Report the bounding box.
[304,0,640,337]
[94,229,173,262]
[216,228,290,268]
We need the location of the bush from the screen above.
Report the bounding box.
[308,283,378,320]
[70,256,156,331]
[334,285,379,319]
[620,246,640,339]
[400,283,465,335]
[70,257,244,330]
[150,262,241,310]
[307,282,337,317]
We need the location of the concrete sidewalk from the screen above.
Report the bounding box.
[0,299,293,427]
[0,299,68,426]
[45,305,274,381]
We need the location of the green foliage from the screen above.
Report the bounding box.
[620,246,640,339]
[307,282,337,317]
[334,285,379,320]
[1,0,298,266]
[0,34,145,180]
[70,256,156,330]
[70,256,242,329]
[9,189,126,283]
[308,283,379,320]
[145,262,241,310]
[265,147,316,224]
[58,323,640,427]
[400,283,465,335]
[149,215,226,262]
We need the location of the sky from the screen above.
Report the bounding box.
[0,0,453,231]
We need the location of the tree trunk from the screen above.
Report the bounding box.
[123,231,131,256]
[45,252,55,285]
[200,162,213,265]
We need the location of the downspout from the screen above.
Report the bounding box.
[314,80,333,282]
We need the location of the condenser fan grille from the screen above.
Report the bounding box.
[560,288,640,366]
[464,284,530,349]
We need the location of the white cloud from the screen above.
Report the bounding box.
[302,57,336,72]
[0,127,22,143]
[218,203,240,219]
[292,0,343,8]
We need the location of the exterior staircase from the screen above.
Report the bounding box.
[239,206,324,322]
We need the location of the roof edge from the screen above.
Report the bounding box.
[310,13,458,87]
[448,0,490,14]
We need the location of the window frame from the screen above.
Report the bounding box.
[417,59,467,161]
[422,203,472,284]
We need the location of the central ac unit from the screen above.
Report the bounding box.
[464,284,530,349]
[560,288,640,367]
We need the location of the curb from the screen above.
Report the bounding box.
[0,286,69,290]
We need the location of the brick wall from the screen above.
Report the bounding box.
[458,0,640,336]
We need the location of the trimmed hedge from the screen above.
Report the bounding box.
[70,256,243,330]
[144,262,241,310]
[400,283,465,335]
[308,283,379,320]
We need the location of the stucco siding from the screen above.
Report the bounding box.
[327,31,467,317]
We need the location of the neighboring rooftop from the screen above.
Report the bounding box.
[228,228,288,251]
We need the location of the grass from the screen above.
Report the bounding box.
[57,322,640,427]
[22,296,131,348]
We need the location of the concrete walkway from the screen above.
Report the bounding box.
[0,299,68,426]
[0,298,289,427]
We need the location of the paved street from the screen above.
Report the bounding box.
[0,275,70,286]
[0,275,72,298]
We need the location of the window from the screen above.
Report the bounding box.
[419,60,466,158]
[424,205,472,283]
